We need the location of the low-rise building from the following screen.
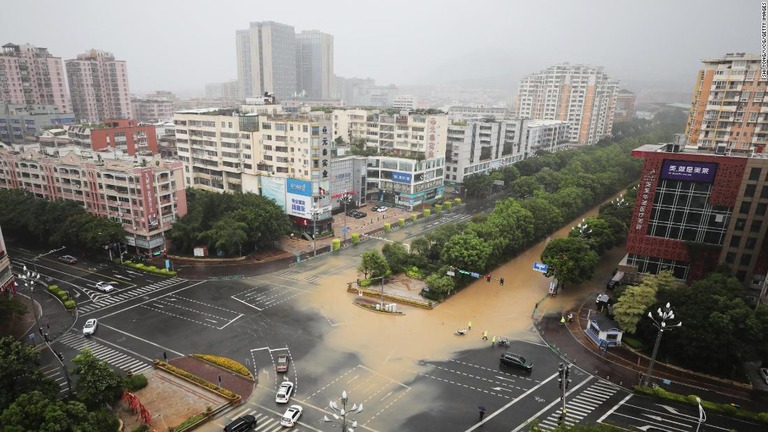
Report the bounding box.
[446,105,509,122]
[0,148,187,254]
[0,103,75,143]
[526,120,571,153]
[131,97,175,122]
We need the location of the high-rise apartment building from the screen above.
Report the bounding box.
[516,63,617,145]
[132,97,175,122]
[0,149,187,254]
[236,21,298,100]
[615,89,636,121]
[684,53,767,153]
[296,31,334,100]
[0,43,71,113]
[66,49,132,123]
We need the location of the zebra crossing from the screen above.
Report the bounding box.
[537,379,621,430]
[273,269,319,284]
[225,408,303,432]
[57,332,150,375]
[78,277,186,314]
[41,364,71,395]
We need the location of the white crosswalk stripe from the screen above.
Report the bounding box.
[41,365,69,394]
[79,277,186,314]
[537,380,620,430]
[57,333,150,374]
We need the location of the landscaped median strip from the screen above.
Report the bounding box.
[346,285,434,309]
[153,360,240,403]
[191,354,253,380]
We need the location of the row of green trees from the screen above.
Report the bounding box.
[612,271,768,377]
[358,121,677,299]
[0,189,125,255]
[168,188,290,256]
[0,336,126,431]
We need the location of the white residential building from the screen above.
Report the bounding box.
[526,120,571,153]
[446,105,509,122]
[393,95,418,110]
[515,63,617,145]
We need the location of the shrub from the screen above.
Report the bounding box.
[398,218,405,227]
[622,336,644,350]
[434,204,443,212]
[48,285,60,292]
[454,198,462,205]
[124,374,148,391]
[384,223,391,232]
[131,425,150,432]
[359,279,373,288]
[172,412,207,432]
[154,361,238,399]
[192,354,252,379]
[332,238,341,251]
[411,214,417,222]
[406,266,424,279]
[424,209,431,217]
[64,300,76,309]
[56,291,69,301]
[351,232,360,244]
[444,201,453,211]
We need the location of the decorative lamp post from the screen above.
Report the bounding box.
[20,265,41,332]
[572,218,592,237]
[338,190,352,242]
[310,206,322,257]
[696,396,706,432]
[557,362,571,425]
[642,302,682,386]
[324,390,363,432]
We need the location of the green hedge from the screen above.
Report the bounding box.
[123,261,176,277]
[434,204,443,212]
[424,209,431,217]
[359,279,373,288]
[384,223,391,232]
[124,374,148,392]
[622,336,644,350]
[332,238,341,251]
[351,232,360,244]
[64,300,75,309]
[411,214,417,222]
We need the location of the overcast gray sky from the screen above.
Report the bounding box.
[0,0,759,97]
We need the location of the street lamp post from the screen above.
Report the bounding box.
[324,390,363,432]
[696,396,707,432]
[557,363,571,425]
[310,206,322,257]
[642,302,682,386]
[20,265,41,333]
[339,190,352,242]
[32,246,66,273]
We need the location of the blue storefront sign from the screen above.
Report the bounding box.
[391,171,412,184]
[287,178,312,196]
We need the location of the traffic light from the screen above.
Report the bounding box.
[486,274,491,282]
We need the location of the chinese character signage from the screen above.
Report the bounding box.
[635,169,656,231]
[286,178,312,218]
[391,171,412,184]
[660,160,718,183]
[427,117,437,158]
[140,168,157,228]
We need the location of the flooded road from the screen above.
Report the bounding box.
[286,195,627,428]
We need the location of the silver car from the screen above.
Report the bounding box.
[83,319,98,336]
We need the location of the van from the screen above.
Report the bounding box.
[607,271,624,290]
[223,414,256,432]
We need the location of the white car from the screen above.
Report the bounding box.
[375,206,388,212]
[280,405,303,427]
[83,318,98,336]
[95,281,115,293]
[275,381,294,404]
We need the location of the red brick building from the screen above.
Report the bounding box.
[90,119,158,155]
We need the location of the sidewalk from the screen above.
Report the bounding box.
[537,297,766,411]
[17,275,77,350]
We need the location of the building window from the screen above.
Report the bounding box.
[745,237,757,250]
[757,202,767,216]
[749,167,761,181]
[750,220,762,233]
[761,185,768,199]
[744,184,756,197]
[729,235,741,248]
[740,201,752,214]
[725,252,735,264]
[740,254,752,266]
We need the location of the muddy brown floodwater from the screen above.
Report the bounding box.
[295,196,623,429]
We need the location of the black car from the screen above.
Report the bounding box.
[500,352,533,371]
[353,211,367,219]
[224,414,256,432]
[346,209,357,217]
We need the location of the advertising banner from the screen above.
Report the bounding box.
[660,160,718,183]
[261,176,286,211]
[286,178,312,218]
[391,171,412,183]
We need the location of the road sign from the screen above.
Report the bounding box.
[533,262,549,273]
[470,272,480,278]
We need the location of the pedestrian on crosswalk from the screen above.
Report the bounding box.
[468,320,472,331]
[491,336,496,347]
[482,330,488,340]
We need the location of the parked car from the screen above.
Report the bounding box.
[276,353,290,373]
[223,414,257,432]
[275,381,294,403]
[95,281,115,293]
[58,255,78,264]
[500,352,533,371]
[375,206,388,212]
[353,211,367,219]
[280,405,303,427]
[761,368,768,385]
[83,318,98,336]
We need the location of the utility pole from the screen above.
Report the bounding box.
[557,363,571,425]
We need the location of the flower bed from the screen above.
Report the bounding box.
[191,354,253,380]
[347,285,433,309]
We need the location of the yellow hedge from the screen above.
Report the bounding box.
[154,361,238,399]
[192,354,253,379]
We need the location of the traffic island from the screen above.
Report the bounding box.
[353,296,404,315]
